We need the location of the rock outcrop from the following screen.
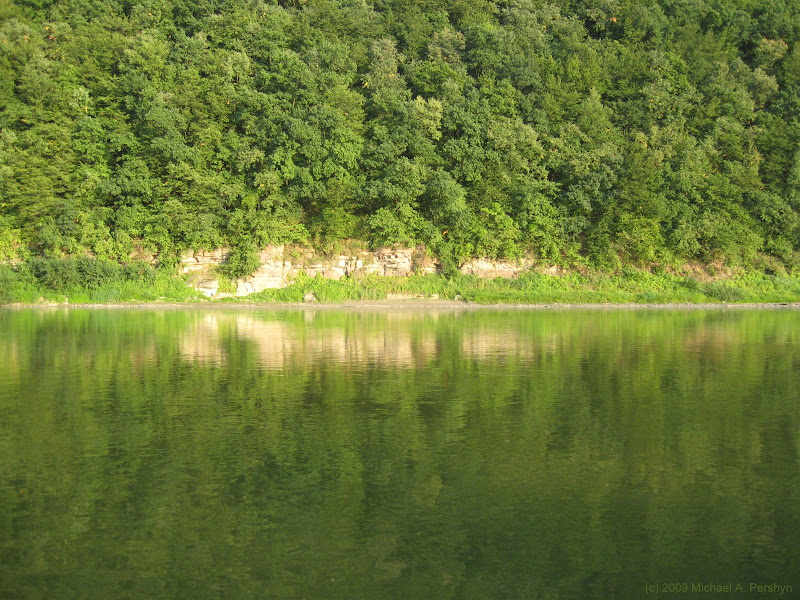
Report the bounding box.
[180,245,551,297]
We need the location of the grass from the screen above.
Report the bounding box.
[223,269,800,305]
[2,258,800,306]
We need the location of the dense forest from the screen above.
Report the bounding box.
[2,0,800,275]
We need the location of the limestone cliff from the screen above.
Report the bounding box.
[180,246,549,298]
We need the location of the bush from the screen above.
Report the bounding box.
[0,264,42,305]
[75,256,120,288]
[28,257,119,290]
[703,282,747,302]
[26,257,158,292]
[28,257,81,291]
[679,276,701,292]
[123,261,157,283]
[221,243,262,279]
[0,265,20,304]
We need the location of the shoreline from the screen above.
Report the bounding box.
[4,300,800,310]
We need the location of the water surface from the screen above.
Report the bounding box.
[1,308,799,599]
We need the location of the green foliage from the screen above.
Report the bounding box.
[0,216,26,261]
[28,256,121,291]
[0,264,35,304]
[2,0,800,270]
[4,256,800,305]
[0,257,202,304]
[235,268,800,305]
[220,242,261,279]
[245,272,461,303]
[703,281,748,302]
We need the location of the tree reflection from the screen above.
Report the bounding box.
[0,308,798,598]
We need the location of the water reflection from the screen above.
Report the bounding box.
[174,308,800,368]
[0,308,799,599]
[178,312,444,368]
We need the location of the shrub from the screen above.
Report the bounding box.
[123,261,157,283]
[25,257,159,293]
[0,265,20,304]
[28,257,81,291]
[75,256,120,288]
[221,242,261,279]
[679,276,701,292]
[703,282,747,302]
[0,264,41,305]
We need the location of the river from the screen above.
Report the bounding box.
[1,307,798,598]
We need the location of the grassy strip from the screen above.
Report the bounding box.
[228,269,800,304]
[3,258,800,305]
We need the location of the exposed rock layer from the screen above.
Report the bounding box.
[180,246,547,297]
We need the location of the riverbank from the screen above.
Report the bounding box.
[3,259,800,306]
[4,300,800,310]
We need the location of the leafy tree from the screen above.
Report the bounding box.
[3,0,800,273]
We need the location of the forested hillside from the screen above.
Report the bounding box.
[2,0,800,274]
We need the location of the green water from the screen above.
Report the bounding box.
[1,308,799,599]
